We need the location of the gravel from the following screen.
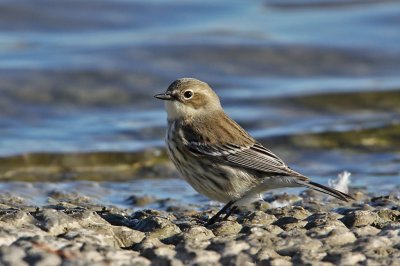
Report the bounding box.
[0,191,399,265]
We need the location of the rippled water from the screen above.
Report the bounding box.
[0,0,399,205]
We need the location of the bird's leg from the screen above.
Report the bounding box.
[206,200,234,226]
[223,206,238,221]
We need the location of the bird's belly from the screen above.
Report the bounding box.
[166,139,257,203]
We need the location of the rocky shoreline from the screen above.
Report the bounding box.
[0,191,399,266]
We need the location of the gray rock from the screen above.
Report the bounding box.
[353,225,381,237]
[25,252,62,266]
[134,216,181,240]
[208,220,242,237]
[339,253,366,265]
[268,258,293,266]
[274,216,307,231]
[0,193,398,265]
[242,211,277,226]
[134,237,174,252]
[256,248,287,261]
[221,252,255,266]
[356,236,395,258]
[185,250,221,266]
[0,245,29,266]
[128,256,151,266]
[180,225,215,242]
[275,234,322,256]
[323,230,357,247]
[376,209,400,223]
[341,210,380,227]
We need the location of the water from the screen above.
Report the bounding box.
[0,0,399,206]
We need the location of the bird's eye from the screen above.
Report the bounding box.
[183,90,193,99]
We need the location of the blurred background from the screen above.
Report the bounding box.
[0,0,399,208]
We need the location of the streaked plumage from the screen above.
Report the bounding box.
[155,78,354,224]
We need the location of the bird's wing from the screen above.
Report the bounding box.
[186,140,307,178]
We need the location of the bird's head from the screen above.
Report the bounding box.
[154,78,222,120]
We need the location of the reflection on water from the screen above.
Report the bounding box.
[0,0,399,200]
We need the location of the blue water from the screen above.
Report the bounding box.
[0,0,399,203]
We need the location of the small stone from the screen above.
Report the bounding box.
[307,220,348,238]
[358,236,394,257]
[141,246,179,264]
[324,230,356,246]
[276,236,322,256]
[353,225,381,237]
[0,245,29,266]
[129,256,151,266]
[256,248,283,261]
[376,209,400,222]
[287,206,311,220]
[209,220,242,237]
[111,226,145,247]
[339,253,366,265]
[221,241,250,257]
[243,211,277,226]
[305,212,345,230]
[134,216,181,240]
[295,249,327,263]
[133,237,173,251]
[181,225,215,241]
[221,252,254,266]
[269,258,293,266]
[274,216,307,230]
[177,248,221,265]
[25,251,62,266]
[192,252,221,266]
[341,210,380,227]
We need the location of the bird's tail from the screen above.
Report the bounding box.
[296,180,355,202]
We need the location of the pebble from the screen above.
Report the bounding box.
[0,193,398,265]
[208,220,242,237]
[341,210,380,227]
[324,230,357,246]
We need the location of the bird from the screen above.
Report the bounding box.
[154,78,354,225]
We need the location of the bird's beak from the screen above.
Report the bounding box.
[154,92,174,101]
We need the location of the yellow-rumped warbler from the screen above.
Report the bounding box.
[155,78,354,225]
